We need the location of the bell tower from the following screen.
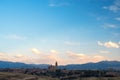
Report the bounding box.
[55,61,58,67]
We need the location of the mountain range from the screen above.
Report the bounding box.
[0,61,48,69]
[0,60,120,70]
[59,61,120,70]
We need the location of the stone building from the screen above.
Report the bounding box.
[48,61,58,71]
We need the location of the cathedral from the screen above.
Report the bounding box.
[48,61,58,71]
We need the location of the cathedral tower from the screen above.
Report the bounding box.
[55,61,58,67]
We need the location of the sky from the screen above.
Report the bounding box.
[0,0,120,65]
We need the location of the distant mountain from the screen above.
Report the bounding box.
[0,61,49,69]
[59,61,120,70]
[0,60,120,70]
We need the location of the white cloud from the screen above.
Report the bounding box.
[50,49,58,54]
[31,48,41,55]
[103,0,120,13]
[97,41,103,46]
[99,50,110,54]
[66,51,87,59]
[103,23,117,28]
[98,41,119,48]
[31,49,62,64]
[104,41,119,48]
[15,54,24,58]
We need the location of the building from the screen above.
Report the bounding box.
[48,61,58,71]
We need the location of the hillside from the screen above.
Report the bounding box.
[0,60,120,70]
[0,61,49,69]
[60,61,120,70]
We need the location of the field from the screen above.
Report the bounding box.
[0,72,120,80]
[0,72,58,80]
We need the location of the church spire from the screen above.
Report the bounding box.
[55,61,58,67]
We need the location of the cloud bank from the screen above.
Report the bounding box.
[98,41,120,48]
[0,49,107,65]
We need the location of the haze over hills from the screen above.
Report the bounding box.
[0,61,49,69]
[59,61,120,70]
[0,60,120,70]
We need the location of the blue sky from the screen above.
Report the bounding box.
[0,0,120,65]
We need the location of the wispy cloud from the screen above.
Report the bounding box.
[115,17,120,21]
[103,23,117,28]
[31,48,41,55]
[119,42,120,44]
[98,41,120,48]
[31,50,106,64]
[49,3,69,7]
[50,49,58,54]
[66,51,106,64]
[5,34,26,40]
[0,52,11,61]
[99,50,110,54]
[97,41,103,46]
[0,52,34,64]
[103,0,120,13]
[49,0,70,7]
[64,41,80,46]
[0,50,108,65]
[13,54,34,63]
[112,32,120,37]
[66,51,87,59]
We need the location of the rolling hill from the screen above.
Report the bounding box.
[0,60,120,70]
